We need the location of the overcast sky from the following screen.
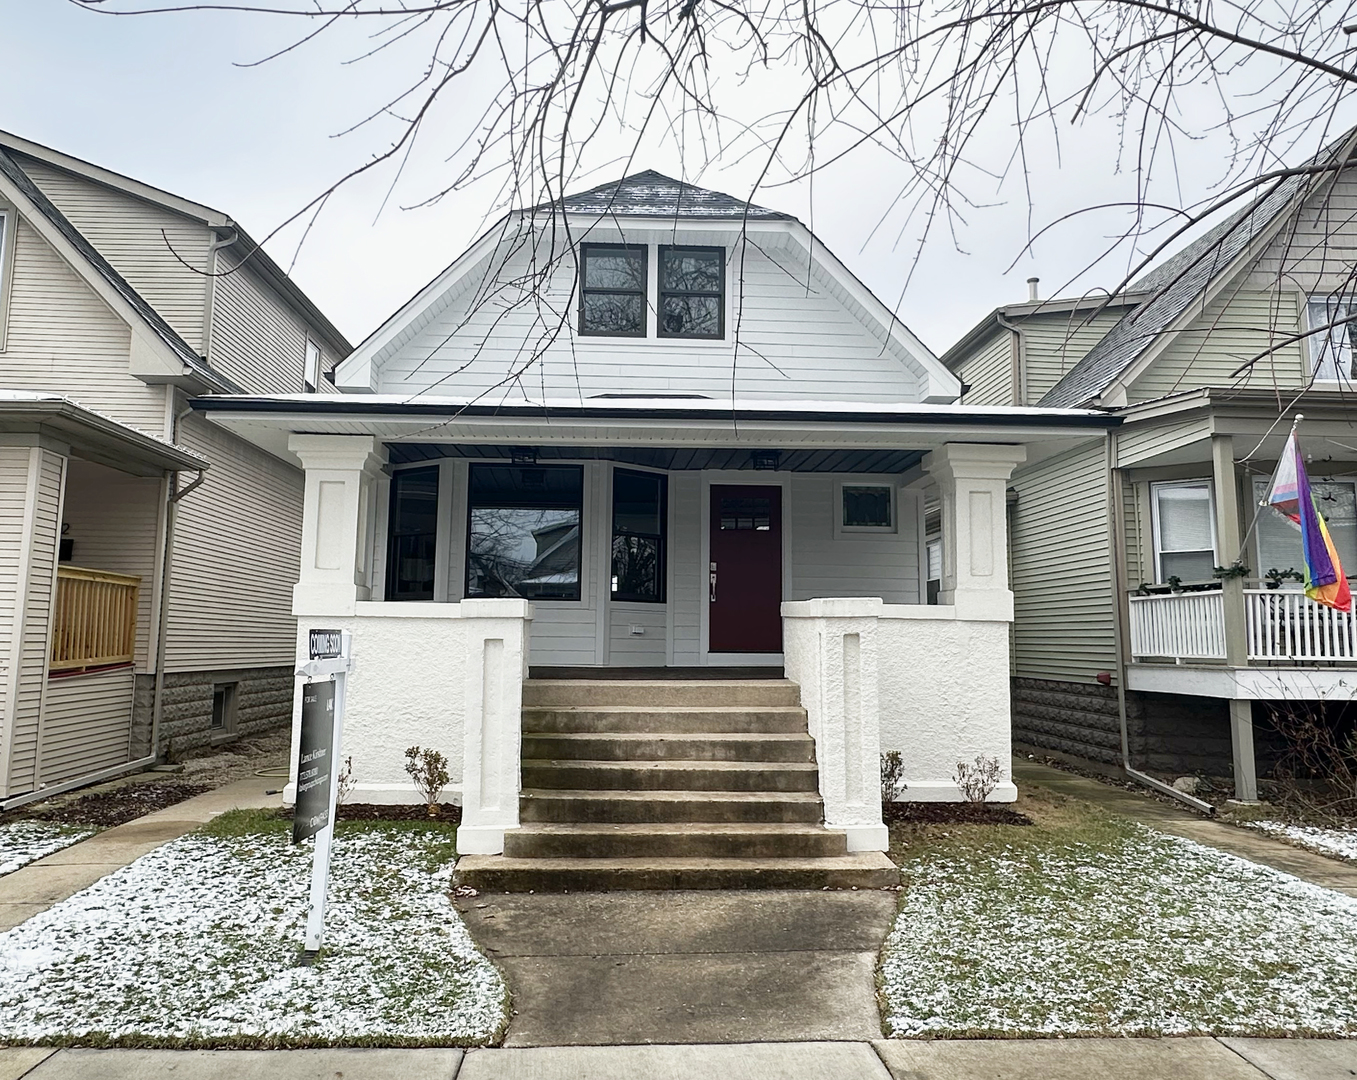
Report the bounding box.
[5,2,1344,358]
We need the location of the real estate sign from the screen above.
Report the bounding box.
[293,680,336,844]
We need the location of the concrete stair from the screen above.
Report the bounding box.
[453,678,898,892]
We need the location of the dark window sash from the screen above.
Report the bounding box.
[580,244,648,337]
[465,464,585,602]
[386,466,439,601]
[658,245,724,339]
[611,469,667,603]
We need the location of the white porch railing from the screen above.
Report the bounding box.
[1127,589,1226,662]
[1246,588,1357,662]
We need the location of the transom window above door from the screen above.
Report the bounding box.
[1150,480,1216,583]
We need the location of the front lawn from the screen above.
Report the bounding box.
[0,811,508,1047]
[0,822,96,876]
[879,786,1357,1038]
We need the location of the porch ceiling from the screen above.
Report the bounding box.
[386,442,924,472]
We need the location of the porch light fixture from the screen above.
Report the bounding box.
[510,446,537,465]
[751,449,781,471]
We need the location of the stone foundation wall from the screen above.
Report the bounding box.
[127,666,294,760]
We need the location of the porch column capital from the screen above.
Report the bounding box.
[290,435,389,617]
[923,442,1025,621]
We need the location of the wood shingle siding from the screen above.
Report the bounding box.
[1009,441,1117,681]
[955,329,1013,406]
[163,414,302,672]
[20,159,211,355]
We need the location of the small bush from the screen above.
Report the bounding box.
[404,746,451,817]
[881,750,907,804]
[954,755,1002,804]
[336,756,357,807]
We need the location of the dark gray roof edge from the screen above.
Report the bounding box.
[0,147,245,394]
[541,169,794,221]
[939,294,1148,371]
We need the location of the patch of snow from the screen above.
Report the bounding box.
[0,822,96,877]
[0,827,507,1044]
[1245,820,1357,863]
[879,825,1357,1037]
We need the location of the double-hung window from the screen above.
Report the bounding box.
[467,464,583,600]
[611,469,666,602]
[386,466,439,601]
[305,339,322,391]
[1306,295,1357,384]
[1150,481,1216,583]
[659,246,724,338]
[1254,476,1357,578]
[579,245,647,336]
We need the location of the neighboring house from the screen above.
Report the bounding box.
[195,170,1111,884]
[942,137,1357,799]
[0,132,350,808]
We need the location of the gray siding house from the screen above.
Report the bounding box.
[942,135,1357,799]
[0,132,350,807]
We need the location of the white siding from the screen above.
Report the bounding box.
[787,475,920,603]
[61,460,161,672]
[669,473,703,665]
[39,668,135,786]
[608,603,667,666]
[373,229,927,403]
[3,217,168,437]
[209,252,315,395]
[0,447,30,797]
[163,413,303,671]
[20,158,211,354]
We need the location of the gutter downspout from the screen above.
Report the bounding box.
[995,313,1026,405]
[1105,428,1216,815]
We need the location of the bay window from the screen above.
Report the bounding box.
[467,464,583,600]
[386,466,439,601]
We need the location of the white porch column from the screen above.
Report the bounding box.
[782,597,887,852]
[457,597,534,855]
[923,443,1027,621]
[290,435,387,617]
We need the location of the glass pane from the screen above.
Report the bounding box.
[388,467,439,599]
[584,249,644,291]
[843,486,892,527]
[927,539,942,580]
[392,467,439,535]
[1160,550,1216,583]
[661,249,722,292]
[612,535,660,600]
[583,292,645,335]
[469,464,583,508]
[1156,484,1213,553]
[719,496,771,530]
[613,470,663,535]
[468,508,580,599]
[391,533,437,597]
[660,295,720,337]
[1255,478,1357,575]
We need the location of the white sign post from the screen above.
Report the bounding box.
[295,629,351,962]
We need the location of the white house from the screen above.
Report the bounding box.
[195,172,1115,887]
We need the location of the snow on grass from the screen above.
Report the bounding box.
[0,822,96,876]
[880,815,1357,1038]
[1245,820,1357,863]
[0,814,508,1046]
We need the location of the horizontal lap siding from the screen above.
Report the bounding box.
[20,160,210,354]
[529,608,599,666]
[163,414,302,672]
[1023,312,1122,403]
[608,605,667,666]
[61,460,161,672]
[788,475,920,603]
[1010,443,1116,681]
[5,218,167,436]
[0,449,31,796]
[39,668,135,785]
[209,255,310,394]
[669,474,702,665]
[955,330,1013,406]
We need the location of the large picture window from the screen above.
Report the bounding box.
[1254,476,1357,577]
[611,469,666,602]
[579,244,647,337]
[659,246,724,338]
[386,466,439,601]
[1151,481,1216,583]
[467,465,583,600]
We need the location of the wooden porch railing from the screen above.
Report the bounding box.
[1127,589,1226,662]
[50,566,140,673]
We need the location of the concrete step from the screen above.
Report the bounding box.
[521,732,815,763]
[522,679,802,709]
[521,759,820,792]
[522,705,809,734]
[519,789,825,824]
[503,823,848,859]
[452,852,900,892]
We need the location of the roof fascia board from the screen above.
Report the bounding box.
[0,168,199,384]
[0,130,229,226]
[0,399,209,474]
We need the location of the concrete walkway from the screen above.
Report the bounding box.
[1013,758,1357,898]
[0,774,281,931]
[3,1039,1355,1079]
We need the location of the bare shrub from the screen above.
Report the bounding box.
[953,755,1002,804]
[404,746,451,817]
[881,751,907,805]
[335,755,357,807]
[1259,688,1357,825]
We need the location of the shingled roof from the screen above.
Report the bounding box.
[555,170,791,220]
[0,147,243,393]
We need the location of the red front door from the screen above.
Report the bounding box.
[709,485,783,653]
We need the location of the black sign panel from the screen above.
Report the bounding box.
[293,680,336,844]
[309,629,343,660]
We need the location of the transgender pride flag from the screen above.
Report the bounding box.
[1265,430,1352,612]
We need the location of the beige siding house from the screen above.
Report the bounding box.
[0,132,350,807]
[942,134,1357,800]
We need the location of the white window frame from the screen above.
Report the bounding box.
[304,338,322,391]
[0,208,13,351]
[834,480,897,536]
[1149,479,1217,584]
[925,536,943,605]
[1305,295,1357,386]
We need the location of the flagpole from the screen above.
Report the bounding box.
[1233,413,1302,568]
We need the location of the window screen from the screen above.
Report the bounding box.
[1153,482,1216,582]
[580,245,647,336]
[1254,477,1357,578]
[467,465,583,600]
[659,247,723,338]
[611,469,666,602]
[386,466,439,601]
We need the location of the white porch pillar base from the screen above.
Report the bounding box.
[834,824,890,852]
[455,824,510,855]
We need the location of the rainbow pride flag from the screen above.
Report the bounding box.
[1265,431,1352,612]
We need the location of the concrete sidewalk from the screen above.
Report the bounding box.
[1013,758,1357,898]
[3,1039,1354,1080]
[0,773,281,931]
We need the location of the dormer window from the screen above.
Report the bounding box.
[1306,295,1357,383]
[580,244,647,336]
[659,246,724,338]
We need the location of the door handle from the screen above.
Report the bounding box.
[709,562,717,603]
